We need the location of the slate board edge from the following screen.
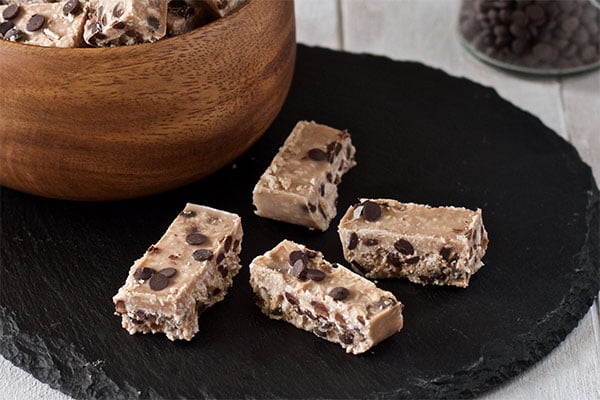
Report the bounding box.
[1,47,600,399]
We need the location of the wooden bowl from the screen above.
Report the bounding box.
[0,0,296,201]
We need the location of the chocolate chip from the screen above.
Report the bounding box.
[112,2,124,17]
[149,273,169,291]
[233,240,240,252]
[186,232,207,245]
[310,301,329,318]
[307,148,327,161]
[4,27,22,41]
[326,172,333,183]
[133,267,155,281]
[192,249,213,261]
[271,307,283,316]
[212,287,222,296]
[134,310,146,320]
[284,292,298,306]
[147,16,160,31]
[348,232,358,250]
[2,4,19,20]
[313,328,328,337]
[169,0,187,8]
[218,265,228,278]
[363,238,379,246]
[291,259,307,279]
[62,0,80,16]
[217,0,228,10]
[216,252,225,264]
[388,253,404,268]
[334,313,346,326]
[302,309,316,320]
[113,21,126,29]
[440,246,451,260]
[306,269,325,282]
[361,200,381,221]
[26,14,45,32]
[357,315,366,325]
[0,21,14,36]
[158,268,177,278]
[405,256,420,265]
[306,250,317,259]
[224,235,232,252]
[329,287,350,301]
[319,183,325,196]
[338,331,354,345]
[289,250,307,268]
[367,296,397,314]
[334,142,342,155]
[394,239,414,255]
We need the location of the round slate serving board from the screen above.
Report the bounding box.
[1,45,598,400]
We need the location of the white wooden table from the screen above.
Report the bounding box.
[1,1,598,399]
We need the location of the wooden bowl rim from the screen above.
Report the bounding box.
[0,0,259,54]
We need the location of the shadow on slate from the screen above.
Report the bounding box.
[1,45,599,400]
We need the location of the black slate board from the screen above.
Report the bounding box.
[1,45,599,400]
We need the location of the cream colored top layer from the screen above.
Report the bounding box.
[255,121,354,195]
[343,199,483,238]
[114,203,241,301]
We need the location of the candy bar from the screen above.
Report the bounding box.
[0,0,87,47]
[249,240,404,354]
[113,203,243,341]
[84,0,168,46]
[252,121,356,231]
[338,199,489,287]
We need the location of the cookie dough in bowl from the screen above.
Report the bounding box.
[0,0,296,200]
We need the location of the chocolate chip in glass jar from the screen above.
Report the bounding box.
[458,0,600,74]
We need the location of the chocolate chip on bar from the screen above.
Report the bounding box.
[113,203,243,341]
[0,0,87,47]
[84,0,169,46]
[201,0,245,18]
[166,0,210,36]
[338,199,489,287]
[252,121,357,231]
[249,240,403,354]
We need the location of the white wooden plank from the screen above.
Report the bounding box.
[340,0,566,138]
[0,356,68,400]
[294,0,342,50]
[561,71,600,179]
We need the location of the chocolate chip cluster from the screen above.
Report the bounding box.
[459,0,600,73]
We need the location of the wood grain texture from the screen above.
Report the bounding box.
[0,0,296,201]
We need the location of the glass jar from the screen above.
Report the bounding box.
[458,0,600,75]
